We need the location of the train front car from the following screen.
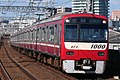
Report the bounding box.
[61,14,108,74]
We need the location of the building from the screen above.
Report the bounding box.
[110,10,120,28]
[112,10,120,21]
[57,7,72,13]
[72,0,109,17]
[0,17,37,35]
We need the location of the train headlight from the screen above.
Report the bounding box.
[65,19,70,23]
[98,52,105,56]
[103,20,106,24]
[66,51,74,55]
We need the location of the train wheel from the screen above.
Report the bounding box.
[40,54,44,63]
[33,52,36,59]
[28,51,32,57]
[31,51,33,58]
[43,56,47,64]
[37,54,41,61]
[26,50,29,56]
[51,58,54,66]
[47,57,52,65]
[35,53,38,61]
[54,58,59,68]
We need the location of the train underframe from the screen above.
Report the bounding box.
[11,45,106,74]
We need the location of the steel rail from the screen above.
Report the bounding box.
[0,60,12,80]
[3,45,37,80]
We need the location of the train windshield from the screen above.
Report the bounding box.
[80,25,108,42]
[64,25,78,41]
[64,24,108,42]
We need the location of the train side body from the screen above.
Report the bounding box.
[10,13,108,74]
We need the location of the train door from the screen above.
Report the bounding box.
[54,24,60,56]
[31,30,34,50]
[47,25,55,55]
[41,27,47,52]
[33,29,37,50]
[28,31,31,49]
[30,30,33,49]
[37,27,41,51]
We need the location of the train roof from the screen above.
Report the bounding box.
[39,13,107,24]
[36,12,71,24]
[11,13,107,36]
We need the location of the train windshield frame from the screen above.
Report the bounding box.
[64,17,108,42]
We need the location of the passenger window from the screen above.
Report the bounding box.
[41,28,46,42]
[38,28,41,42]
[54,25,58,44]
[49,27,54,42]
[32,30,33,41]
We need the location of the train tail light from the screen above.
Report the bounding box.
[66,51,74,55]
[98,52,105,56]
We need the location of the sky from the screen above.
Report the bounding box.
[56,0,120,14]
[0,0,120,12]
[0,0,120,19]
[109,0,120,13]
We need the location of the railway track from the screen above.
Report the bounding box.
[0,41,37,80]
[0,60,11,80]
[0,38,78,80]
[1,37,118,80]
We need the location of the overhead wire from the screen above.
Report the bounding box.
[7,0,18,6]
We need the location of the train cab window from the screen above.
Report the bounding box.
[64,25,78,42]
[80,25,108,42]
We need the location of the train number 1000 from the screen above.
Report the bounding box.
[91,44,106,49]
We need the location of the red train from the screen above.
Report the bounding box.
[10,13,108,74]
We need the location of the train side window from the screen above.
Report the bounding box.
[25,32,27,42]
[32,30,34,42]
[49,27,54,43]
[26,32,28,41]
[54,25,59,44]
[33,29,37,42]
[21,33,22,41]
[19,34,21,41]
[27,31,30,42]
[45,26,49,42]
[21,33,23,41]
[37,28,39,42]
[41,28,46,42]
[38,28,41,42]
[34,29,37,42]
[33,29,35,42]
[30,30,33,41]
[28,31,30,42]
